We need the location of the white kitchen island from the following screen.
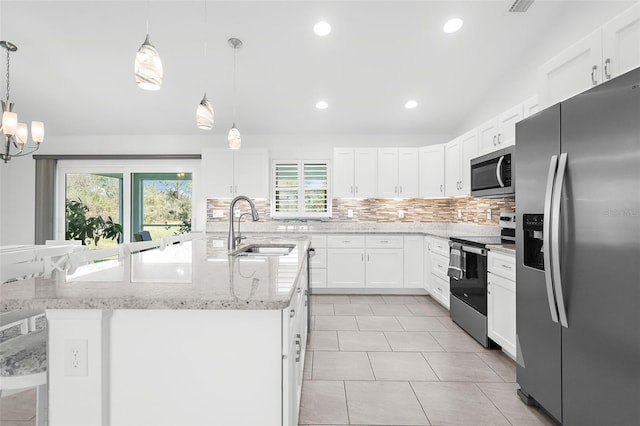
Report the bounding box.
[0,235,310,426]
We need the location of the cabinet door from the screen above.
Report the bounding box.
[423,238,431,293]
[201,148,235,198]
[398,148,419,198]
[497,104,523,148]
[538,30,603,108]
[234,149,269,198]
[365,249,403,288]
[354,148,377,198]
[523,96,540,118]
[403,236,424,289]
[477,117,499,155]
[444,138,461,197]
[377,148,398,198]
[419,144,445,198]
[333,149,355,198]
[487,272,516,359]
[327,249,365,288]
[602,3,640,81]
[459,130,478,195]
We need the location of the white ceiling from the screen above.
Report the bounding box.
[0,0,635,137]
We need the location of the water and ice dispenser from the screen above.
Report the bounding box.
[523,214,545,270]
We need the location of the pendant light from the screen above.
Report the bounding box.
[196,0,214,129]
[135,0,163,91]
[228,38,242,150]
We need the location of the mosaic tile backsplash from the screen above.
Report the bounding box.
[207,197,515,225]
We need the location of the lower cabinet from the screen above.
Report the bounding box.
[404,235,424,289]
[426,236,451,309]
[327,248,366,288]
[487,250,516,359]
[310,235,328,289]
[366,249,403,288]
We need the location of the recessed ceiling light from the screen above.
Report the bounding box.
[405,100,418,109]
[316,101,329,110]
[443,18,463,33]
[314,21,332,36]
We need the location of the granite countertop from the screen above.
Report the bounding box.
[0,236,310,311]
[487,244,516,255]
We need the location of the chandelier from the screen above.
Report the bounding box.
[1,41,44,164]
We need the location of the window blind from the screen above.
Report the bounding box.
[272,160,331,218]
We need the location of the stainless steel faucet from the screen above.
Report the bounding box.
[228,196,259,250]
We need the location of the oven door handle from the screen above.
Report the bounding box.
[496,155,505,188]
[450,242,487,256]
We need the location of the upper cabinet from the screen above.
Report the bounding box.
[333,148,377,198]
[419,144,445,198]
[377,148,419,198]
[201,148,269,199]
[539,4,640,108]
[445,130,478,197]
[477,104,523,156]
[523,96,539,119]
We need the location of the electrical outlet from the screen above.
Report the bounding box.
[347,209,354,218]
[487,209,492,220]
[457,209,462,219]
[64,339,88,377]
[398,210,404,219]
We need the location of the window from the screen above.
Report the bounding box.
[272,160,331,219]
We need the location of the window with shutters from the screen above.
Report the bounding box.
[271,160,331,218]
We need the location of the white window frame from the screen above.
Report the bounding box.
[55,159,203,243]
[271,159,332,219]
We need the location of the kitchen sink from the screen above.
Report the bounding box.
[230,244,295,256]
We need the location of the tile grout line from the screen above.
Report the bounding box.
[471,352,507,383]
[408,380,433,426]
[342,380,351,425]
[419,351,444,382]
[473,382,515,426]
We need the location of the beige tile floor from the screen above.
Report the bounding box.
[299,294,556,426]
[0,295,555,426]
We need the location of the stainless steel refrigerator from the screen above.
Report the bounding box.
[515,66,640,425]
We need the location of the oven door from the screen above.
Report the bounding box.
[449,245,488,315]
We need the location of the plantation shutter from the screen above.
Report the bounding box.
[274,163,299,214]
[272,160,331,218]
[303,163,328,213]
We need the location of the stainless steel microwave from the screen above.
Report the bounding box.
[470,146,515,198]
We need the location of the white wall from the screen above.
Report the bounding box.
[0,133,450,245]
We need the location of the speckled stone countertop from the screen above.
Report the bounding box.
[0,330,47,377]
[0,235,310,311]
[207,221,501,239]
[486,244,516,255]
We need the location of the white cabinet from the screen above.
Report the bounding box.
[333,148,377,198]
[538,3,640,108]
[419,144,445,198]
[403,235,424,289]
[366,249,403,288]
[427,236,450,309]
[487,250,516,359]
[377,148,419,198]
[310,235,328,289]
[523,96,540,118]
[327,235,366,288]
[201,148,269,198]
[477,105,522,156]
[445,130,478,197]
[602,3,640,81]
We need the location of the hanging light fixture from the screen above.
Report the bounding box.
[228,38,242,150]
[1,41,44,164]
[196,0,214,130]
[135,0,163,91]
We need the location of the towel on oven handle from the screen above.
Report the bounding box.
[447,242,465,280]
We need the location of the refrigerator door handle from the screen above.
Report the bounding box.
[551,152,569,328]
[496,156,505,188]
[543,155,560,324]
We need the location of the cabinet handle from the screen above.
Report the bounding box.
[234,185,238,193]
[367,254,370,262]
[440,184,443,193]
[501,264,512,270]
[290,309,295,318]
[295,334,301,362]
[361,254,364,262]
[380,240,389,243]
[399,185,402,194]
[297,287,301,293]
[493,135,497,146]
[497,133,502,144]
[342,240,351,244]
[230,185,233,193]
[350,185,354,194]
[355,186,359,193]
[591,65,598,86]
[604,58,611,80]
[395,186,398,194]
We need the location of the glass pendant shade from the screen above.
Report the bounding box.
[31,121,44,143]
[2,111,18,135]
[228,125,241,149]
[196,94,214,130]
[135,34,163,91]
[15,123,28,146]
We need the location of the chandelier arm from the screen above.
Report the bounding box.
[7,144,39,158]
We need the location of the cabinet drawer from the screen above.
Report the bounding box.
[310,235,328,249]
[327,235,365,248]
[488,251,516,281]
[429,237,450,257]
[366,235,403,249]
[431,252,449,280]
[311,248,327,268]
[431,274,450,309]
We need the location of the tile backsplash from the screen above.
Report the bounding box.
[207,197,515,225]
